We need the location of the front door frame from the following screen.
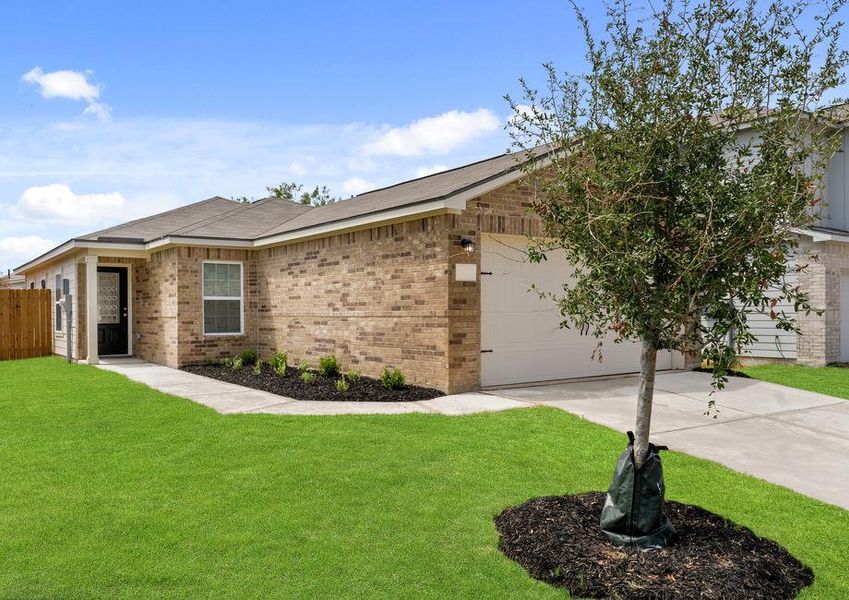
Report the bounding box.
[96,265,130,356]
[95,262,133,358]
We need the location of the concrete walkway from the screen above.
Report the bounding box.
[494,371,849,510]
[95,359,849,509]
[95,358,530,416]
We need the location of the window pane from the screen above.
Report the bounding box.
[204,299,241,334]
[55,275,62,301]
[55,303,62,331]
[203,262,240,298]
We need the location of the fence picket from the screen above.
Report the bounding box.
[0,290,53,360]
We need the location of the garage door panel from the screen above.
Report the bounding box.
[481,234,672,387]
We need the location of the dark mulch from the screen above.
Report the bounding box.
[694,367,752,379]
[181,363,445,402]
[494,492,813,600]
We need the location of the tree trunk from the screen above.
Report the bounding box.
[634,340,657,468]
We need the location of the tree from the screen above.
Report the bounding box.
[266,181,339,206]
[508,0,846,544]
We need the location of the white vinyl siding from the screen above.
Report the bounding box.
[25,258,78,358]
[735,259,798,359]
[823,131,848,230]
[202,261,243,335]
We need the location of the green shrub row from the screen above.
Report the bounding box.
[206,350,406,392]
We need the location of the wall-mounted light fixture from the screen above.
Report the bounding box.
[460,238,475,255]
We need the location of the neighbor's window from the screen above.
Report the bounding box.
[202,262,243,335]
[54,274,62,332]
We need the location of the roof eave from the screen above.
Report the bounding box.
[15,155,540,273]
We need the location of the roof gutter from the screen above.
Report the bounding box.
[796,227,849,243]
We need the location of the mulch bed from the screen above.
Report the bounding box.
[694,367,752,379]
[181,363,445,402]
[494,492,813,599]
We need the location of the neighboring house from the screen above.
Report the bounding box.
[12,131,849,391]
[0,270,26,289]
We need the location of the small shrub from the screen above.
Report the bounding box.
[298,359,310,374]
[202,355,218,366]
[252,360,263,376]
[221,357,234,369]
[335,377,350,392]
[345,368,361,383]
[230,357,244,371]
[239,349,258,366]
[381,366,406,390]
[269,351,288,375]
[318,355,340,377]
[301,371,316,384]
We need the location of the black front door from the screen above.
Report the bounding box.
[97,267,128,356]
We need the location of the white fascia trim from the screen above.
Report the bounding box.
[14,240,76,273]
[16,165,540,273]
[15,239,146,274]
[253,197,461,248]
[252,167,533,248]
[794,227,849,243]
[145,236,253,251]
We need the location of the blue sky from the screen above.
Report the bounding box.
[0,0,591,271]
[1,1,847,272]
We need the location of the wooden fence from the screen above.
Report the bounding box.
[0,289,53,360]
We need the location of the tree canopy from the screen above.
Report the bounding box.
[508,0,847,464]
[266,182,339,206]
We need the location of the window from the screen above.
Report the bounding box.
[202,262,243,335]
[29,282,34,289]
[55,275,62,332]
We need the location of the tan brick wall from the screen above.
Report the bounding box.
[175,247,257,365]
[134,249,179,367]
[111,178,546,392]
[445,178,544,391]
[795,238,849,365]
[254,217,452,390]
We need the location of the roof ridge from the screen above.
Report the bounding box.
[176,196,314,238]
[80,196,238,240]
[168,201,258,237]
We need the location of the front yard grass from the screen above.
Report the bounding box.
[741,363,849,400]
[1,357,847,599]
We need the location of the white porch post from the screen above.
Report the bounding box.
[84,256,99,365]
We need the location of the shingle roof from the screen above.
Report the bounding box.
[76,150,528,244]
[79,196,244,242]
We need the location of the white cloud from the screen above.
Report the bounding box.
[11,184,126,226]
[363,109,501,157]
[288,161,307,176]
[414,164,449,178]
[508,103,536,126]
[0,113,511,271]
[22,67,99,101]
[22,67,110,120]
[0,236,55,271]
[82,102,112,121]
[343,177,373,196]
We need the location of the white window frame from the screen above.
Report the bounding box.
[202,260,244,336]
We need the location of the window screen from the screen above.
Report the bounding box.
[202,262,242,334]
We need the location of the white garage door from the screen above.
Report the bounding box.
[481,234,673,387]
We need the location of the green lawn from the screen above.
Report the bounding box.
[742,363,849,400]
[1,358,847,599]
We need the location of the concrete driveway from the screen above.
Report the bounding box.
[491,370,849,510]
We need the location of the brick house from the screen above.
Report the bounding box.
[13,143,849,392]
